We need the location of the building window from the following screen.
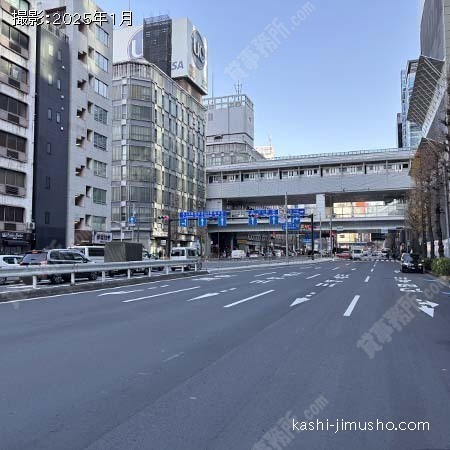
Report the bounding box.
[94,78,108,98]
[45,176,51,189]
[0,130,26,155]
[1,21,29,52]
[56,79,61,90]
[47,108,52,120]
[48,73,53,85]
[94,51,108,72]
[0,168,25,188]
[95,25,109,46]
[93,160,107,177]
[93,105,108,124]
[56,112,61,124]
[93,132,107,150]
[93,188,107,205]
[0,205,24,223]
[0,93,27,122]
[44,211,50,225]
[48,43,54,56]
[6,0,30,11]
[92,215,106,231]
[57,49,62,61]
[46,142,51,154]
[129,125,151,141]
[0,57,28,86]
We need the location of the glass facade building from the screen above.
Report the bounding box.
[111,61,206,253]
[400,60,422,149]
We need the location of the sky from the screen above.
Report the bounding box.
[102,0,421,157]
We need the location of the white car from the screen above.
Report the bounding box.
[0,255,22,285]
[351,249,363,260]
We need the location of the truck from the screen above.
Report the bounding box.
[104,242,147,276]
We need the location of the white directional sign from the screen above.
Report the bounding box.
[291,297,311,307]
[416,300,439,318]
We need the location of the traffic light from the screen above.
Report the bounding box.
[158,215,170,221]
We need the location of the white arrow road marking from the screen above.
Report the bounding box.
[187,292,220,302]
[343,295,361,317]
[99,289,143,297]
[417,300,439,318]
[223,290,274,308]
[307,274,320,279]
[123,287,200,303]
[291,297,311,307]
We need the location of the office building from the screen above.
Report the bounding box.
[112,16,208,253]
[0,0,36,254]
[399,59,422,149]
[204,94,265,166]
[36,0,113,247]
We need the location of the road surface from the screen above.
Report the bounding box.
[1,259,449,450]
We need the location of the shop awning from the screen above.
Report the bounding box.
[407,55,445,127]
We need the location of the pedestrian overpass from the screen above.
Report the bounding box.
[205,148,415,254]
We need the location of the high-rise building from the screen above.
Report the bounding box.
[396,113,403,148]
[400,59,422,149]
[112,16,208,253]
[33,23,70,249]
[0,0,36,254]
[204,94,265,166]
[36,0,113,247]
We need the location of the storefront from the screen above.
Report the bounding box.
[0,231,33,255]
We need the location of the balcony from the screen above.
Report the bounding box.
[0,221,26,232]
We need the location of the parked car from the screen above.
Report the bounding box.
[401,253,424,273]
[336,251,351,259]
[0,255,22,285]
[249,251,263,258]
[19,250,98,285]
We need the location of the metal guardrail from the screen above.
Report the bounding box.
[0,259,202,289]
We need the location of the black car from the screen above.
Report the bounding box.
[401,253,424,273]
[19,250,98,284]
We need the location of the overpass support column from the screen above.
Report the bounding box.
[316,194,327,220]
[205,233,212,257]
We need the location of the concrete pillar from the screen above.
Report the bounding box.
[316,194,326,220]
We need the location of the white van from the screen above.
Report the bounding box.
[68,246,105,263]
[170,246,199,270]
[351,248,363,261]
[231,249,245,259]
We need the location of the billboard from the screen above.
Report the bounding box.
[113,18,208,95]
[171,18,208,95]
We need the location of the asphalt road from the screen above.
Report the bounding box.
[1,259,450,450]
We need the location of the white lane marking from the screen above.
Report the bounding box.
[254,272,277,277]
[351,268,357,271]
[229,288,237,291]
[332,267,339,271]
[98,289,143,297]
[417,300,439,318]
[346,263,351,266]
[307,274,320,279]
[371,269,374,273]
[163,352,185,363]
[223,290,274,308]
[343,295,361,317]
[187,292,220,302]
[291,297,310,307]
[123,287,200,303]
[329,284,336,287]
[364,276,370,283]
[316,283,324,286]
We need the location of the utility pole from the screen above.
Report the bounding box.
[285,192,289,259]
[311,214,315,260]
[319,213,322,256]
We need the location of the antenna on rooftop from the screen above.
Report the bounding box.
[234,81,242,95]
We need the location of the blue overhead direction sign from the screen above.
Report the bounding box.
[269,215,279,225]
[289,208,306,217]
[198,217,207,227]
[180,218,189,227]
[248,217,258,226]
[218,215,227,227]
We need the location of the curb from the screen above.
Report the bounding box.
[0,271,209,303]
